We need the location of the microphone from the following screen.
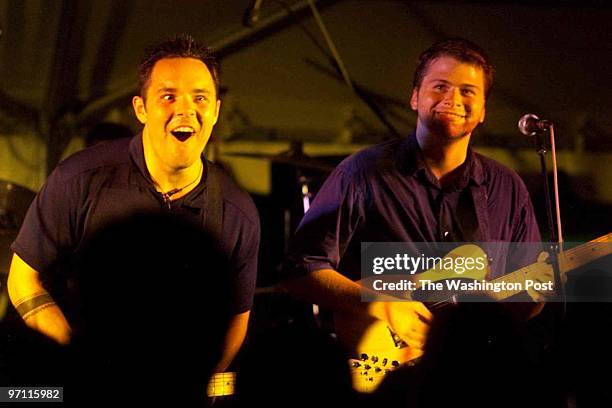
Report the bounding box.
[518,113,553,136]
[243,0,264,27]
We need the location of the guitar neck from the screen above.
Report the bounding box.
[488,233,612,301]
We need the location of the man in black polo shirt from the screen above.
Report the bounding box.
[8,35,259,373]
[282,38,550,361]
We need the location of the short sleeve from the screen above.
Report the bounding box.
[506,187,542,272]
[228,204,260,314]
[11,167,77,275]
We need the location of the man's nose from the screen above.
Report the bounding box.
[443,87,462,107]
[175,96,196,116]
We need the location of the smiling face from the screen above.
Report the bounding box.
[410,56,486,141]
[132,57,220,174]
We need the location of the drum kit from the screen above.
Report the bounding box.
[0,180,36,320]
[224,143,339,324]
[223,141,337,232]
[221,140,337,174]
[223,140,337,229]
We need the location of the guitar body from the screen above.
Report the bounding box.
[335,312,421,393]
[336,244,489,392]
[335,236,612,393]
[334,312,415,363]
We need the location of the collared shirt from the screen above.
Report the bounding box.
[12,134,259,317]
[284,134,541,281]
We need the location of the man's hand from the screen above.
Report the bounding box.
[281,269,433,352]
[525,251,559,302]
[370,300,432,352]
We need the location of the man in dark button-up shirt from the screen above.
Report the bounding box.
[282,38,548,363]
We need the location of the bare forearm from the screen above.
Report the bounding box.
[19,299,72,345]
[282,269,357,311]
[280,268,432,351]
[213,311,250,373]
[279,268,392,321]
[8,254,72,345]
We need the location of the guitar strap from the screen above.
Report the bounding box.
[470,183,495,279]
[470,182,530,281]
[204,164,224,240]
[470,184,490,242]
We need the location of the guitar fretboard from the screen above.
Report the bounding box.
[207,372,236,397]
[488,233,612,300]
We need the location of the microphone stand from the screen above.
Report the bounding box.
[532,125,569,408]
[533,124,566,306]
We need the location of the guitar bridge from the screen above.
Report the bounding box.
[388,327,408,349]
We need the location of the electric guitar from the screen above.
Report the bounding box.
[335,233,612,393]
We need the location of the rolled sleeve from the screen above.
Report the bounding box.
[283,168,364,280]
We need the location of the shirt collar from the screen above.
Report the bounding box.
[128,133,208,209]
[129,133,149,182]
[404,132,485,188]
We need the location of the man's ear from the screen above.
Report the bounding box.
[132,96,147,124]
[479,105,486,123]
[212,99,221,126]
[410,88,418,111]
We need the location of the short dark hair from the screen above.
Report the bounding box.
[413,38,494,98]
[138,34,220,99]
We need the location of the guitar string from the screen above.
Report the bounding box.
[426,236,612,304]
[483,235,612,299]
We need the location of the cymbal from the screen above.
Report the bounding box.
[0,180,36,275]
[0,180,36,230]
[0,232,16,275]
[222,151,336,173]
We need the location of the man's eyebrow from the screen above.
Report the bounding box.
[429,79,481,90]
[155,87,213,94]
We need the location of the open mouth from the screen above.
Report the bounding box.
[170,126,196,141]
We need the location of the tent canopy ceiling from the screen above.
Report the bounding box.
[0,0,610,149]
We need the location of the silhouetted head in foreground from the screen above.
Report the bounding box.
[68,213,231,405]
